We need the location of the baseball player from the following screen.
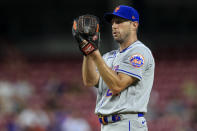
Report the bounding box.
[72,5,155,131]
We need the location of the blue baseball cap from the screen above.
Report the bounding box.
[104,5,139,23]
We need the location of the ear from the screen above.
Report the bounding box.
[132,21,139,29]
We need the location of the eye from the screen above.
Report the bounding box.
[115,20,122,24]
[111,18,128,24]
[111,19,121,24]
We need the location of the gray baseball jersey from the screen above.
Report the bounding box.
[95,40,155,115]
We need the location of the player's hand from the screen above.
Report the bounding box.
[72,15,100,56]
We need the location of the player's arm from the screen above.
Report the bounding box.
[82,56,100,87]
[72,15,100,87]
[90,50,137,95]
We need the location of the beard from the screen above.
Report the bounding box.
[112,26,132,44]
[113,32,130,44]
[113,31,123,44]
[114,38,124,44]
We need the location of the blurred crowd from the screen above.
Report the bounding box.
[0,45,197,131]
[147,47,197,131]
[0,78,97,131]
[0,45,99,131]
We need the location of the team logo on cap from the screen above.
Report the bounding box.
[130,54,144,68]
[114,6,120,12]
[132,16,136,20]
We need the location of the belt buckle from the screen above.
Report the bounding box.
[98,114,121,125]
[98,115,108,125]
[112,114,121,122]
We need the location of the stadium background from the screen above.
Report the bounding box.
[0,0,197,130]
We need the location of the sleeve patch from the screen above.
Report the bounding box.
[129,54,144,68]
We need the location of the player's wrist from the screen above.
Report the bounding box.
[89,49,100,59]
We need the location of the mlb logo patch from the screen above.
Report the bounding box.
[130,54,144,68]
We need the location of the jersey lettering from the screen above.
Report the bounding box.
[106,89,120,97]
[113,65,119,71]
[106,89,113,97]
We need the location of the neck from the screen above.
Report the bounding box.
[119,35,138,52]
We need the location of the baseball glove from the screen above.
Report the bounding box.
[72,14,100,55]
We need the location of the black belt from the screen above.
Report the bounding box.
[98,112,144,125]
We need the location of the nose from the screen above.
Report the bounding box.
[112,22,118,29]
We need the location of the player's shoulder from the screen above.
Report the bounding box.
[131,41,151,51]
[102,49,118,59]
[127,40,153,56]
[124,40,154,65]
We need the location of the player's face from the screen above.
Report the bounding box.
[111,17,138,44]
[111,17,136,44]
